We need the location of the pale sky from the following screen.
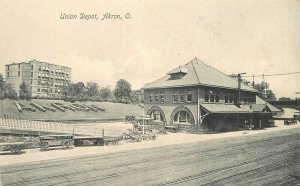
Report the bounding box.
[0,0,299,98]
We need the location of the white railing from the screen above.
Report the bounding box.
[0,117,133,136]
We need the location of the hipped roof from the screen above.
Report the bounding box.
[143,58,257,92]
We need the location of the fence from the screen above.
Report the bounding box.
[0,116,133,136]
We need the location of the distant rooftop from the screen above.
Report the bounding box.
[8,59,71,69]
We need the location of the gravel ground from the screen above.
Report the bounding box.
[1,125,299,186]
[0,119,298,166]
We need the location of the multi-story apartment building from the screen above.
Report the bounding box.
[5,59,71,98]
[143,58,273,133]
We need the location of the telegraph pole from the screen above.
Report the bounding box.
[237,73,246,107]
[296,92,300,120]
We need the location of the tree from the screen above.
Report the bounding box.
[130,89,144,103]
[74,82,85,95]
[278,97,292,101]
[114,79,132,103]
[100,86,111,101]
[230,74,276,101]
[86,81,100,97]
[1,83,17,99]
[0,73,4,90]
[253,82,276,101]
[0,73,17,99]
[19,82,31,100]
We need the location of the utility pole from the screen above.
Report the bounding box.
[237,73,246,107]
[296,92,300,120]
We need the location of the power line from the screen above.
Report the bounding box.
[243,71,300,77]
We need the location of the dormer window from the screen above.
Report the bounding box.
[167,66,188,80]
[170,73,186,80]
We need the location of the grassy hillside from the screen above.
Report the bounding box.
[0,99,144,121]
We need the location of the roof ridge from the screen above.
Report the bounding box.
[190,58,201,85]
[193,57,256,91]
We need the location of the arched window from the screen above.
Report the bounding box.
[150,110,162,121]
[174,111,189,123]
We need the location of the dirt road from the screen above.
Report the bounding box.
[1,128,299,186]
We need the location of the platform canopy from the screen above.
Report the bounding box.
[201,103,274,115]
[200,104,250,114]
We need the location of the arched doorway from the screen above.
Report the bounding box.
[147,106,166,122]
[170,107,195,126]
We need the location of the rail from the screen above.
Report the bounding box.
[0,117,133,136]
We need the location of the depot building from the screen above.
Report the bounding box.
[142,58,279,133]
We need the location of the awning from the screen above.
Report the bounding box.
[200,103,273,115]
[200,104,250,114]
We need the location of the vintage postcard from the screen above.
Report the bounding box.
[0,1,299,185]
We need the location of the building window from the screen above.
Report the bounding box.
[6,65,9,70]
[39,67,41,71]
[205,94,209,102]
[151,110,161,121]
[31,72,33,77]
[37,88,40,92]
[229,96,233,103]
[179,89,185,103]
[215,95,219,102]
[210,94,214,102]
[160,90,164,103]
[225,96,228,103]
[18,64,21,69]
[187,89,192,102]
[170,73,185,80]
[215,90,219,102]
[155,94,159,103]
[173,111,191,124]
[31,65,33,70]
[6,72,9,77]
[149,95,154,103]
[18,71,20,77]
[248,98,251,104]
[205,90,215,103]
[173,90,178,103]
[31,79,33,84]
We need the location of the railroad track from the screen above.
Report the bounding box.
[3,130,296,174]
[155,147,299,186]
[1,129,299,186]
